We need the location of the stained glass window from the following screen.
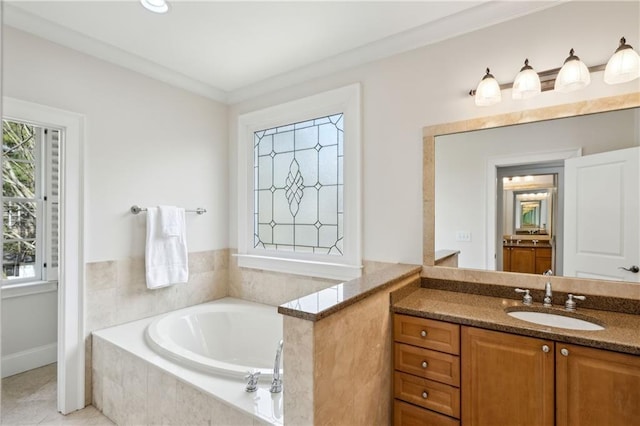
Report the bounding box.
[253,113,343,255]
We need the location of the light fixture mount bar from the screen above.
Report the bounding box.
[469,63,606,96]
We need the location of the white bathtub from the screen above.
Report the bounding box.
[145,297,283,379]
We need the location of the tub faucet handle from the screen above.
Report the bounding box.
[244,371,260,393]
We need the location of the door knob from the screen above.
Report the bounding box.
[619,265,640,273]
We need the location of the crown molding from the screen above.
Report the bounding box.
[4,1,562,105]
[3,3,229,103]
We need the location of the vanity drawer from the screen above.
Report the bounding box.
[394,371,460,418]
[394,314,460,355]
[394,400,460,426]
[394,343,460,386]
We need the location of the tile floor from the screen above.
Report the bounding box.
[1,363,113,425]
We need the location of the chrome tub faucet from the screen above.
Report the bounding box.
[270,340,284,393]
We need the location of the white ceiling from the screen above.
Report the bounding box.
[4,1,560,103]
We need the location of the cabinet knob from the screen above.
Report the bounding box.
[421,361,428,369]
[422,391,428,399]
[561,348,569,357]
[542,345,550,353]
[420,330,427,337]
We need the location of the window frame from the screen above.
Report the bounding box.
[236,84,362,280]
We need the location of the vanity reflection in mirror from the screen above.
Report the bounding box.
[434,102,640,283]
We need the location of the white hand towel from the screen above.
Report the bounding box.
[145,207,189,289]
[158,205,182,237]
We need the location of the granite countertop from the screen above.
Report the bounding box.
[278,263,422,321]
[393,288,640,355]
[503,242,552,248]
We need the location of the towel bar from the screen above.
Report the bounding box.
[130,205,207,215]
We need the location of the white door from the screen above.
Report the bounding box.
[564,146,639,282]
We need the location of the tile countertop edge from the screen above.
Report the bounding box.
[392,288,640,356]
[278,263,422,321]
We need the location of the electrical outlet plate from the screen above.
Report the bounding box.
[456,231,472,242]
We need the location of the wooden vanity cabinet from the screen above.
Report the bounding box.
[394,313,640,426]
[503,246,552,274]
[393,314,461,426]
[461,327,555,426]
[555,343,640,426]
[462,327,640,426]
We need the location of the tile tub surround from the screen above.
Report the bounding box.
[281,265,422,425]
[85,249,228,405]
[92,315,280,425]
[227,251,339,306]
[392,287,640,355]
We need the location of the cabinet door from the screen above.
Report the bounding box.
[462,327,554,426]
[534,247,552,274]
[503,247,511,271]
[510,247,536,273]
[556,343,640,426]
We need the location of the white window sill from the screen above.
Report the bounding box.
[2,281,58,299]
[234,254,362,281]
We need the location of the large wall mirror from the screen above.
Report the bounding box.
[424,92,640,286]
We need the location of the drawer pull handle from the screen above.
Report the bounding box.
[420,330,427,337]
[561,348,569,357]
[421,361,428,369]
[422,391,428,399]
[542,345,550,353]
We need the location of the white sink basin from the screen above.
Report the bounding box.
[507,310,604,331]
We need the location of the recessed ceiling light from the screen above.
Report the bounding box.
[141,0,169,14]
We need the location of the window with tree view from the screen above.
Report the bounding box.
[254,113,344,255]
[2,119,59,284]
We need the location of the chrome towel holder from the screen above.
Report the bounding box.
[130,205,207,215]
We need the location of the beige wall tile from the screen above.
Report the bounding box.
[311,275,415,425]
[147,366,178,426]
[86,261,117,292]
[283,316,314,426]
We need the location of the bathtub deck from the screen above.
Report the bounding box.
[92,303,283,425]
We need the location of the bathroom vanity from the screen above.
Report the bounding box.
[391,284,640,426]
[502,242,551,274]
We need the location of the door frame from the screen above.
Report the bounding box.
[485,148,580,271]
[496,163,565,274]
[2,97,85,414]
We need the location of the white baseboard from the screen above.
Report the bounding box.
[2,343,57,378]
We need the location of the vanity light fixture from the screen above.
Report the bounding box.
[141,0,169,14]
[554,48,591,93]
[512,59,541,100]
[474,68,502,106]
[604,37,640,84]
[469,36,637,106]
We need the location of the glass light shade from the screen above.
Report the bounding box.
[604,38,640,84]
[141,0,169,13]
[554,49,590,93]
[512,59,541,100]
[475,68,501,106]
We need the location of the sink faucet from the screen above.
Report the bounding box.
[270,340,284,393]
[543,269,553,307]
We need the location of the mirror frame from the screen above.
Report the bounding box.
[422,92,640,298]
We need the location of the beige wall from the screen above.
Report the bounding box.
[228,1,640,267]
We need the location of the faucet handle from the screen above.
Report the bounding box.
[515,288,533,305]
[565,294,586,311]
[244,371,260,392]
